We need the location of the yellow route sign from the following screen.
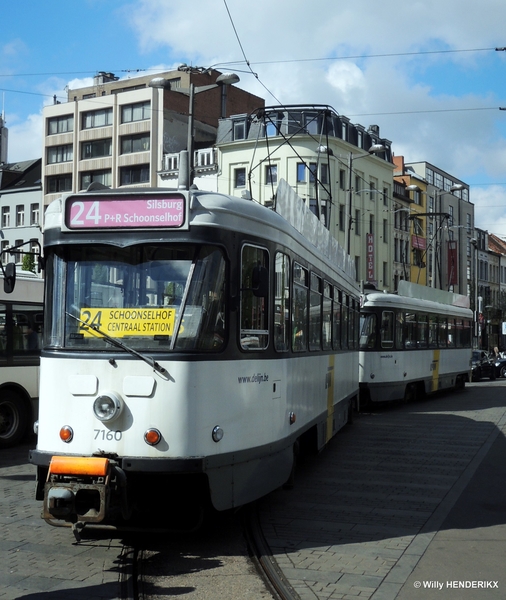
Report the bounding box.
[79,308,176,338]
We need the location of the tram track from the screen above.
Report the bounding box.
[243,503,301,600]
[124,502,299,600]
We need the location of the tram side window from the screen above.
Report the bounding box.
[380,311,394,349]
[395,311,404,349]
[360,313,377,349]
[447,318,455,347]
[429,315,438,347]
[274,252,290,352]
[292,263,308,352]
[464,319,471,347]
[349,299,358,350]
[322,282,332,350]
[309,273,322,351]
[341,295,349,349]
[438,317,447,348]
[417,315,428,348]
[240,245,269,350]
[333,287,341,350]
[405,312,416,349]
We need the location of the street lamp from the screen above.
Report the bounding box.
[149,71,240,188]
[345,144,385,255]
[470,237,479,345]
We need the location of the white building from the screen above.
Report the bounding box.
[0,159,43,274]
[213,106,395,290]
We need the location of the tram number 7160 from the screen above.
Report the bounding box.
[94,430,123,441]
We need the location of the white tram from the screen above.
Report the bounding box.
[359,281,473,406]
[29,185,360,529]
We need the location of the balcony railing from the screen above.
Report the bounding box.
[160,148,218,177]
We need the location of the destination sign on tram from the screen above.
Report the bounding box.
[79,307,177,338]
[64,193,188,230]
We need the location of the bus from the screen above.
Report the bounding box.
[0,266,44,448]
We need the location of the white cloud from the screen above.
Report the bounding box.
[8,113,43,162]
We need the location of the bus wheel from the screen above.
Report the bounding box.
[0,391,28,448]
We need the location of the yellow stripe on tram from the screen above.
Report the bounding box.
[431,349,440,393]
[326,354,335,443]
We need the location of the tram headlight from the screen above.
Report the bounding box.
[93,392,123,423]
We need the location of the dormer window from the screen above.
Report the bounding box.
[233,118,247,140]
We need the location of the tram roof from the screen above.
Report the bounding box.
[361,291,473,317]
[44,186,359,291]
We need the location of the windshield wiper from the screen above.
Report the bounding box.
[66,312,170,378]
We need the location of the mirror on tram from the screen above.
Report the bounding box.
[2,262,16,294]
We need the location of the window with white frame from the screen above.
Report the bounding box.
[82,138,112,159]
[320,163,329,184]
[47,114,74,135]
[265,164,277,185]
[297,163,306,183]
[1,206,10,228]
[121,101,150,123]
[119,164,149,186]
[47,174,72,193]
[82,108,113,129]
[47,144,73,164]
[120,133,150,154]
[233,119,247,140]
[234,167,246,188]
[16,205,25,227]
[30,204,39,226]
[14,239,23,264]
[80,170,112,189]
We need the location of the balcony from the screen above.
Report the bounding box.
[159,148,218,179]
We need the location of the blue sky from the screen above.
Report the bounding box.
[2,0,506,233]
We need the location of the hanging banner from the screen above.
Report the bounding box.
[447,240,458,286]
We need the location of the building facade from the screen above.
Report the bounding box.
[211,106,395,290]
[0,159,43,273]
[405,161,473,297]
[42,68,263,208]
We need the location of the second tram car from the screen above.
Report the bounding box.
[29,185,360,530]
[359,281,473,406]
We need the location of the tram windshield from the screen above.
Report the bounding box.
[45,244,226,352]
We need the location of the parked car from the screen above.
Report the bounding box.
[471,350,506,381]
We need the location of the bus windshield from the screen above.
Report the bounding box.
[45,244,226,352]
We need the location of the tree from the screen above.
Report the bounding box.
[21,252,36,274]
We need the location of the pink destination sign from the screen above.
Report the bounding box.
[66,195,187,230]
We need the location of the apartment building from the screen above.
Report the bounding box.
[405,161,473,297]
[42,68,263,208]
[0,158,43,272]
[393,156,429,288]
[210,106,395,290]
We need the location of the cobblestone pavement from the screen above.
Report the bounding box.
[0,439,128,600]
[2,382,506,599]
[258,382,506,600]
